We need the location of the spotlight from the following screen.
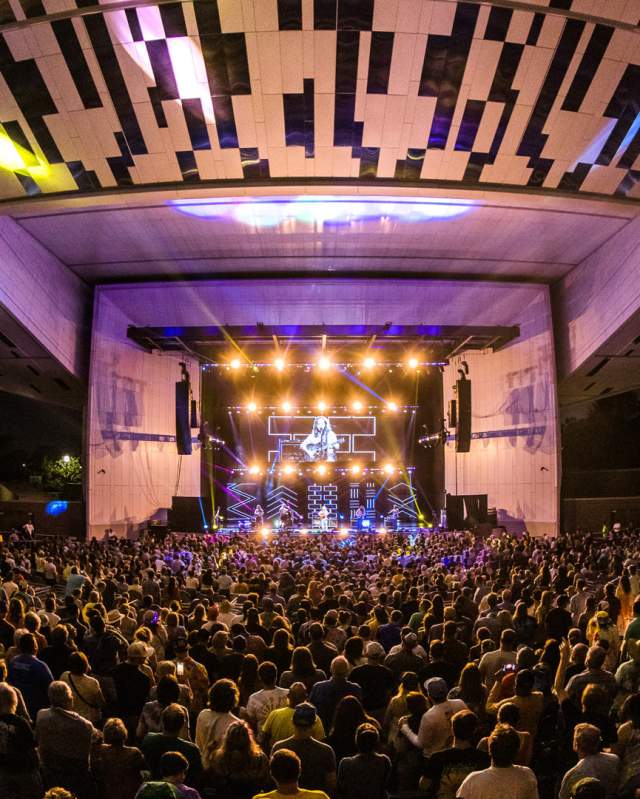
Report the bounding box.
[246,401,257,413]
[362,355,376,369]
[230,358,241,370]
[317,355,332,371]
[62,454,71,464]
[339,527,349,536]
[317,401,327,412]
[260,526,270,535]
[407,356,419,369]
[248,464,261,476]
[350,464,362,476]
[377,527,388,534]
[386,401,398,412]
[352,400,364,413]
[282,401,292,413]
[274,356,286,372]
[283,463,295,476]
[383,463,395,475]
[316,463,328,477]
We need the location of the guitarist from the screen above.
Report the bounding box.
[300,416,340,462]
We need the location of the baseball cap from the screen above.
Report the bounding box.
[424,677,448,701]
[293,702,317,727]
[366,641,385,659]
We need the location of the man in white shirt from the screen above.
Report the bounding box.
[244,661,288,734]
[457,724,538,799]
[400,677,467,756]
[479,629,518,689]
[558,724,619,799]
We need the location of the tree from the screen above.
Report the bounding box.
[42,455,82,490]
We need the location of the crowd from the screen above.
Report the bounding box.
[0,525,640,799]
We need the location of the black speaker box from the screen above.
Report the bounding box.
[175,381,192,455]
[456,378,471,452]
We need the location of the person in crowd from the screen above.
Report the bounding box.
[245,660,289,734]
[253,748,330,799]
[272,702,337,795]
[92,716,145,799]
[60,650,106,725]
[456,724,539,799]
[208,720,269,799]
[336,722,391,799]
[8,631,54,718]
[309,655,362,729]
[136,751,201,799]
[326,694,379,764]
[280,646,326,692]
[35,680,101,799]
[558,724,620,799]
[142,703,203,785]
[195,678,241,769]
[350,641,395,718]
[0,683,41,799]
[261,682,326,751]
[421,709,490,799]
[400,676,467,756]
[138,674,190,740]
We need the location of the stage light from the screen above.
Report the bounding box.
[317,355,332,371]
[246,401,257,413]
[248,464,261,476]
[350,464,362,476]
[407,356,419,369]
[230,358,241,370]
[316,464,328,477]
[377,527,388,534]
[283,463,296,476]
[352,400,364,413]
[260,526,270,535]
[362,355,376,369]
[62,454,71,464]
[282,401,292,413]
[339,527,349,536]
[274,357,286,372]
[317,401,327,412]
[386,401,398,412]
[383,463,395,475]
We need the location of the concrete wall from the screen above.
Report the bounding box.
[443,286,559,536]
[87,290,201,538]
[554,216,640,380]
[88,279,560,536]
[0,216,89,379]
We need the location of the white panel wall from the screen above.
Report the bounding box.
[87,291,201,538]
[554,215,640,379]
[443,288,559,536]
[0,216,89,378]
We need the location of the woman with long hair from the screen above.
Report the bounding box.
[395,691,428,791]
[448,662,488,718]
[264,628,293,677]
[209,720,269,799]
[279,646,326,691]
[344,636,366,671]
[383,671,419,748]
[327,695,379,764]
[238,653,260,708]
[513,601,537,647]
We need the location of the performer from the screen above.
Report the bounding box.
[279,501,293,531]
[318,504,329,533]
[300,416,340,462]
[254,504,264,528]
[212,507,222,530]
[355,504,366,531]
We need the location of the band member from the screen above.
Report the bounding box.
[254,504,264,528]
[300,416,340,462]
[212,507,222,529]
[355,504,366,531]
[388,506,399,531]
[318,504,329,533]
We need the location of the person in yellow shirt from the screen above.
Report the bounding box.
[252,748,329,799]
[260,682,325,751]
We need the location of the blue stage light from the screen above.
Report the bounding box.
[45,500,68,517]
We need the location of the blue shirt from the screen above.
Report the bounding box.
[309,678,362,729]
[8,654,53,718]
